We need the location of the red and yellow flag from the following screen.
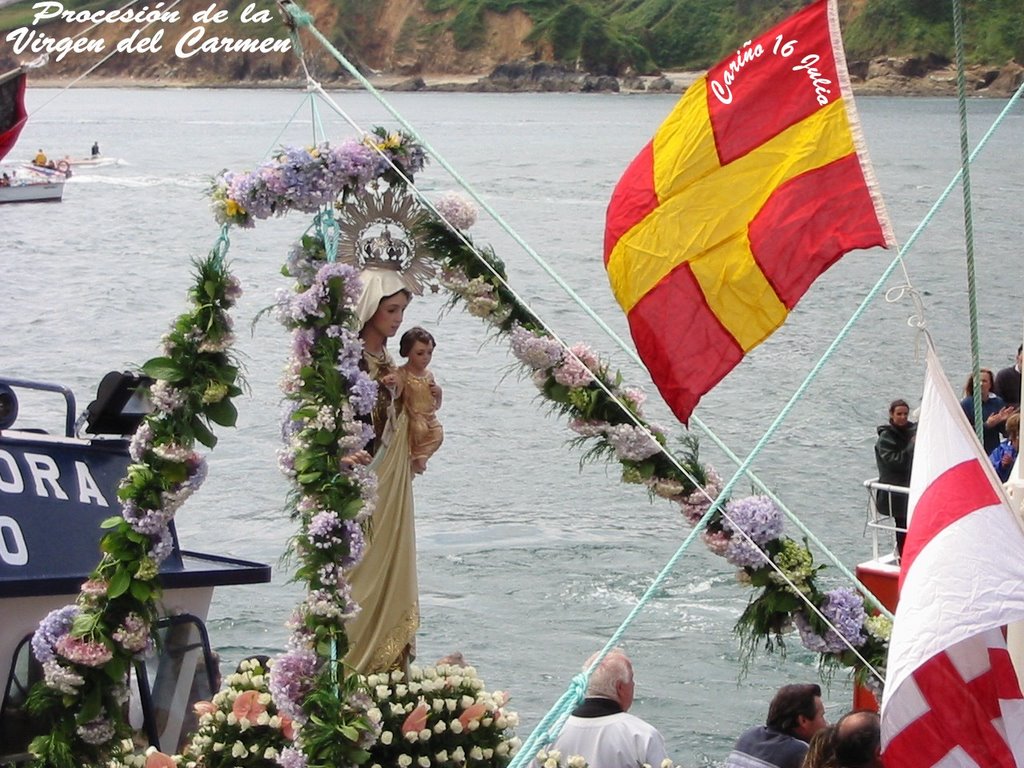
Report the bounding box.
[604,0,894,424]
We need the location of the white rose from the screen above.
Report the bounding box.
[568,757,588,768]
[263,747,278,759]
[409,682,421,694]
[496,742,509,756]
[257,712,270,726]
[435,751,448,763]
[467,720,479,731]
[398,756,412,767]
[483,748,493,759]
[381,731,394,746]
[419,728,431,741]
[460,695,474,709]
[231,741,247,758]
[445,699,457,712]
[433,721,447,734]
[376,685,391,699]
[452,747,465,762]
[390,670,405,683]
[432,699,444,713]
[450,719,464,734]
[395,684,408,697]
[367,674,381,687]
[226,713,237,726]
[495,716,508,729]
[470,746,483,760]
[417,758,430,768]
[211,742,223,752]
[405,730,419,742]
[258,692,271,705]
[409,664,422,678]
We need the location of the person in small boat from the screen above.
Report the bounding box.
[994,344,1022,407]
[33,149,47,166]
[832,710,882,768]
[543,648,670,768]
[960,368,1013,455]
[343,266,419,675]
[990,412,1020,483]
[874,399,915,556]
[0,173,9,187]
[724,683,828,768]
[91,141,100,157]
[395,326,443,475]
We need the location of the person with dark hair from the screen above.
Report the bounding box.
[801,723,837,768]
[874,399,915,556]
[995,344,1023,407]
[544,649,670,768]
[396,326,443,475]
[724,684,827,768]
[961,368,1013,454]
[833,711,882,768]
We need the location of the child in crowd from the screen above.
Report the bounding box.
[990,413,1020,483]
[396,327,443,475]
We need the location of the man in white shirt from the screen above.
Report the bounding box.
[546,648,669,768]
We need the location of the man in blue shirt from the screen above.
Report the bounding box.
[724,683,828,768]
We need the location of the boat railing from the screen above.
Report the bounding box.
[863,478,908,561]
[0,378,76,436]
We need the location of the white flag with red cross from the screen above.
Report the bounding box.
[881,343,1024,767]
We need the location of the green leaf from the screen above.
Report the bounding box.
[77,683,102,723]
[297,471,322,484]
[99,516,123,529]
[140,357,186,382]
[191,416,218,448]
[108,569,131,598]
[130,580,151,602]
[205,398,237,427]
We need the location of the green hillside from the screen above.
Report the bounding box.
[420,0,1022,72]
[1,0,1020,78]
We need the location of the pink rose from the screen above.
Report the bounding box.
[401,702,430,735]
[232,689,267,721]
[145,751,177,768]
[458,702,489,728]
[193,700,217,717]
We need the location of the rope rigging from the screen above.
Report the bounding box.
[263,2,1024,764]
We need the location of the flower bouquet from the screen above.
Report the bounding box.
[179,657,297,767]
[364,663,521,768]
[535,750,679,768]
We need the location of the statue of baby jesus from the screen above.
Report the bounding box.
[396,326,444,474]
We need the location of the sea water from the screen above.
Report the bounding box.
[2,88,1021,766]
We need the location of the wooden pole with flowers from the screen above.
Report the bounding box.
[26,233,244,768]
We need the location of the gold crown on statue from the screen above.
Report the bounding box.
[338,187,436,293]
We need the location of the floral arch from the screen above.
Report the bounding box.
[26,129,889,768]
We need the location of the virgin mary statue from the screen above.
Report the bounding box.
[345,266,418,673]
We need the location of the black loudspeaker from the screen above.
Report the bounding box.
[84,371,154,436]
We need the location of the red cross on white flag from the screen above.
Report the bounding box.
[880,342,1024,767]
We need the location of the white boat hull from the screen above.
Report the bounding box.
[0,180,63,203]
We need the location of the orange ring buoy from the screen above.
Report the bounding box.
[56,160,71,175]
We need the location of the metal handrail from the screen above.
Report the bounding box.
[863,478,908,561]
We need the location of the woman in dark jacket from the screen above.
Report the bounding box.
[874,399,915,556]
